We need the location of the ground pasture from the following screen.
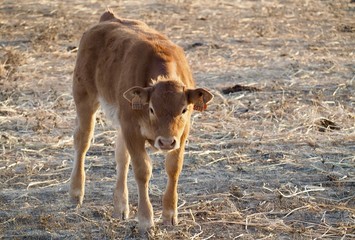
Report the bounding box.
[0,0,354,239]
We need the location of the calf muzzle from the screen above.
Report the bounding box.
[155,136,178,151]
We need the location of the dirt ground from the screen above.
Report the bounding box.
[0,0,354,239]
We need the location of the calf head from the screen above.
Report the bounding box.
[124,80,213,151]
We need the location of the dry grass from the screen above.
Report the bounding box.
[1,0,354,239]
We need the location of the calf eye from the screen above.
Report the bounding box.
[149,107,155,115]
[181,108,187,114]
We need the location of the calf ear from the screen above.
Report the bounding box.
[187,88,214,112]
[123,87,151,110]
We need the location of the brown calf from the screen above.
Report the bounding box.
[69,11,213,231]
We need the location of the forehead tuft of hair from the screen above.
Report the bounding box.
[152,78,186,93]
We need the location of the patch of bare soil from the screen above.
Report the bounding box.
[1,0,354,239]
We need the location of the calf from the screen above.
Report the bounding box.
[69,11,213,231]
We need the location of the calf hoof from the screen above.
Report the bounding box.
[139,226,155,239]
[163,216,178,226]
[113,207,129,220]
[69,189,84,207]
[162,211,178,226]
[138,217,154,233]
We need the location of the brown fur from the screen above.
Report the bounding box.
[69,10,213,231]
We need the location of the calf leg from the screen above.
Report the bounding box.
[113,129,131,219]
[69,87,98,206]
[123,131,154,231]
[132,152,154,231]
[162,125,189,225]
[162,148,184,225]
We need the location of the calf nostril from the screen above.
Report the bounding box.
[170,139,176,147]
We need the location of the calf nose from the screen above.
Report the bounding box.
[156,137,177,150]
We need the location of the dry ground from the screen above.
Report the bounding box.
[0,0,354,239]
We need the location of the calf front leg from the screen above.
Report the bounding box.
[162,148,184,225]
[133,153,154,231]
[113,129,131,220]
[124,133,154,231]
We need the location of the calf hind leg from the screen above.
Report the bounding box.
[69,88,98,206]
